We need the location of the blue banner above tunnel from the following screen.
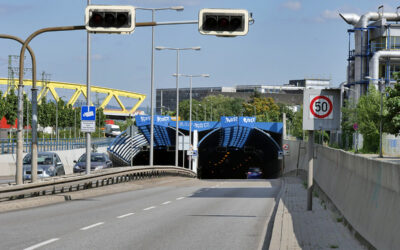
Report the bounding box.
[135,115,282,134]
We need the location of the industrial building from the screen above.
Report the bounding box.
[156,79,330,113]
[340,6,400,101]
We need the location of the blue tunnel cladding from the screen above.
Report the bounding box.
[107,115,283,179]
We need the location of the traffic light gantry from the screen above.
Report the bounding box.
[198,8,249,37]
[85,5,136,34]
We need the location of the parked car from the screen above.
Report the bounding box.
[246,167,263,179]
[73,152,113,173]
[23,152,65,180]
[105,124,121,137]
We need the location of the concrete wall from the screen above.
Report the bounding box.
[283,139,400,249]
[0,147,107,176]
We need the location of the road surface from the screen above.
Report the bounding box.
[0,177,281,250]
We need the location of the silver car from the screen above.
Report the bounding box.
[23,152,65,180]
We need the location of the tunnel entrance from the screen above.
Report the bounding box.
[198,128,282,179]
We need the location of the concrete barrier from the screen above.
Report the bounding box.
[0,147,107,176]
[283,139,400,249]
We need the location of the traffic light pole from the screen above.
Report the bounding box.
[86,0,92,175]
[15,20,199,184]
[0,34,38,184]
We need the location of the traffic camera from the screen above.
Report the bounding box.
[198,8,249,37]
[85,5,135,34]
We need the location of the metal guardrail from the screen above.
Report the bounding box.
[0,166,196,202]
[0,137,113,154]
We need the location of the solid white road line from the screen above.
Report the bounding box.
[162,201,171,205]
[24,238,60,250]
[80,222,104,231]
[143,206,156,211]
[176,197,185,200]
[117,213,135,219]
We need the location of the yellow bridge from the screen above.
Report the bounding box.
[0,78,146,117]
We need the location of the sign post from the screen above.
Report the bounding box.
[303,89,341,211]
[81,106,96,133]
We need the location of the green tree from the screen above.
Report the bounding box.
[0,91,7,120]
[341,99,357,149]
[4,88,18,126]
[243,96,280,122]
[290,106,303,139]
[356,86,382,153]
[384,73,400,135]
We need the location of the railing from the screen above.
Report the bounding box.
[0,166,196,202]
[0,137,113,154]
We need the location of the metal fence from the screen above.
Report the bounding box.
[0,137,113,154]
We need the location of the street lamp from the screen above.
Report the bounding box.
[136,6,184,168]
[344,87,359,153]
[173,73,210,170]
[247,103,256,117]
[365,76,384,158]
[155,46,201,167]
[56,95,67,149]
[198,103,206,121]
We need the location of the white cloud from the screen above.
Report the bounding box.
[92,54,104,61]
[282,1,301,11]
[321,10,339,20]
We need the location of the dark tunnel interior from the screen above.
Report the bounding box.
[198,128,282,179]
[131,128,282,179]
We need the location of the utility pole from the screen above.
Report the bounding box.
[307,130,314,211]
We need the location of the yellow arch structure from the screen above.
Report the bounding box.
[0,78,146,116]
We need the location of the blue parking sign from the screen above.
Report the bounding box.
[81,106,96,121]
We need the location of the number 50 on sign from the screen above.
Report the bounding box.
[309,95,333,119]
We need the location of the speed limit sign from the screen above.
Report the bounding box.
[309,95,333,119]
[303,89,340,130]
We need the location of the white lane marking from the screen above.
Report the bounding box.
[24,238,60,250]
[176,197,185,200]
[117,213,135,219]
[143,206,156,211]
[162,201,171,205]
[80,222,104,231]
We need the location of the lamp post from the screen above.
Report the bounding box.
[379,78,385,158]
[55,95,67,149]
[365,76,384,157]
[136,6,184,168]
[344,87,359,153]
[173,73,210,170]
[155,46,201,167]
[199,103,206,121]
[248,103,256,117]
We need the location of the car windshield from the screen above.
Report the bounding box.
[23,154,53,165]
[249,167,261,172]
[78,154,106,163]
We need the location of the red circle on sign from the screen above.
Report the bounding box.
[310,96,333,119]
[283,144,289,150]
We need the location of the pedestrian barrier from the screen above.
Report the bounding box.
[0,166,196,202]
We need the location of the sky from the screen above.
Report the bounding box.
[1,0,399,108]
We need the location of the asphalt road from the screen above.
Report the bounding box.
[0,177,281,250]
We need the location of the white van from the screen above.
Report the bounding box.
[105,124,121,137]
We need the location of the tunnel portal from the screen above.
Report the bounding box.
[108,115,283,179]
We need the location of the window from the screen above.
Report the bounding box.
[390,36,400,50]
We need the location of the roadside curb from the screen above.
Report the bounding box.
[268,178,286,250]
[258,177,286,250]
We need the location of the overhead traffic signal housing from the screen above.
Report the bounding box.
[85,5,135,34]
[198,8,249,37]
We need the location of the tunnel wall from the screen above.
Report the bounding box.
[283,139,400,249]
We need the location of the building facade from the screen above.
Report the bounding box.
[156,79,330,114]
[340,7,400,101]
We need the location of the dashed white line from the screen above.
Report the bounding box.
[117,213,135,219]
[24,238,60,250]
[176,197,185,200]
[162,201,171,205]
[80,222,104,231]
[143,206,156,211]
